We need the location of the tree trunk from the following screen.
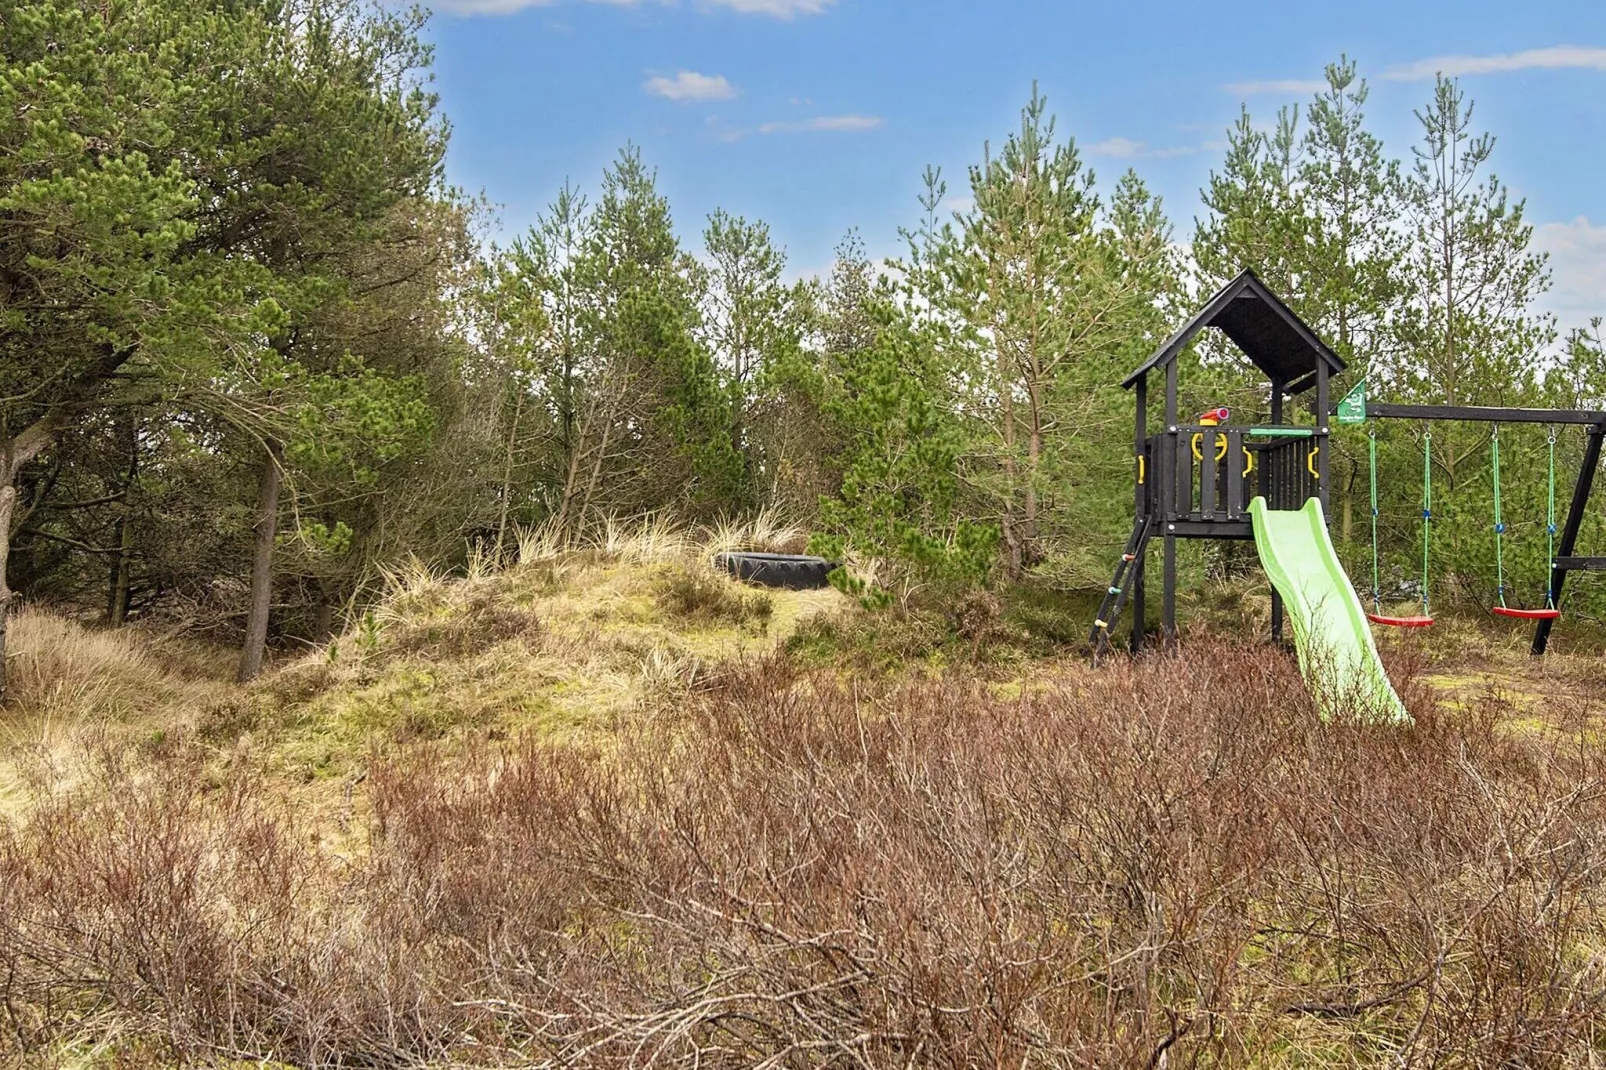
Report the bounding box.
[1022,379,1043,566]
[237,443,282,683]
[311,601,336,645]
[1341,458,1356,546]
[107,515,134,625]
[0,474,16,705]
[996,343,1021,578]
[494,388,526,559]
[106,415,138,625]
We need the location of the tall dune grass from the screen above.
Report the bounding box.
[4,606,177,722]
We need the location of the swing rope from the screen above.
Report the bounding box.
[1369,425,1380,613]
[1493,425,1507,608]
[1421,429,1432,617]
[1547,427,1558,610]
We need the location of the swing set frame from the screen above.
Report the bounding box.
[1354,402,1606,656]
[1093,270,1606,660]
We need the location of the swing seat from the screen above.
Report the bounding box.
[1367,613,1435,628]
[1491,606,1562,621]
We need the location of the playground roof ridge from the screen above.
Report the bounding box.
[1121,268,1346,391]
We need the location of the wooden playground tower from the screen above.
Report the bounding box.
[1092,269,1606,658]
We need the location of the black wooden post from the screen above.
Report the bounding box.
[1134,375,1148,522]
[1163,360,1179,641]
[1269,378,1285,642]
[1132,374,1148,653]
[1534,424,1604,656]
[1315,363,1331,513]
[1129,556,1146,655]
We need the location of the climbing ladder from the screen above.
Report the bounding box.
[1089,514,1154,657]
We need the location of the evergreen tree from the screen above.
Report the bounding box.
[905,87,1179,583]
[702,210,807,508]
[809,307,996,607]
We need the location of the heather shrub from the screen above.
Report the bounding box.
[3,640,1605,1066]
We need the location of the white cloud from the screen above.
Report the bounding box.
[438,0,833,16]
[1223,78,1328,96]
[644,70,737,102]
[1087,136,1145,159]
[757,114,884,134]
[1535,217,1606,335]
[1086,137,1209,160]
[1382,45,1606,82]
[433,0,553,13]
[701,0,833,15]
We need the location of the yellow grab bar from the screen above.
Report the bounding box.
[1191,431,1229,462]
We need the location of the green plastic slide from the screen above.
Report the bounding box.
[1249,496,1412,725]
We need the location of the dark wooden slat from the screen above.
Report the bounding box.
[1165,521,1255,540]
[1554,557,1606,572]
[1360,403,1606,427]
[1176,431,1194,521]
[1226,430,1244,519]
[1199,431,1217,519]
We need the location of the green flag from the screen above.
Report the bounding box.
[1336,380,1367,424]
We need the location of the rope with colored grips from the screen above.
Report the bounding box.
[1422,428,1433,616]
[1492,425,1506,608]
[1369,424,1380,613]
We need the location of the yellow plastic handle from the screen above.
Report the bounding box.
[1137,454,1146,485]
[1307,444,1320,478]
[1191,431,1229,462]
[1242,446,1255,478]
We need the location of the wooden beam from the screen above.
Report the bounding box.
[1535,426,1604,656]
[1356,403,1606,427]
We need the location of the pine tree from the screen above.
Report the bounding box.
[702,210,805,508]
[809,308,996,607]
[905,86,1179,583]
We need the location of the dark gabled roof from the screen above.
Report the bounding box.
[1121,269,1345,391]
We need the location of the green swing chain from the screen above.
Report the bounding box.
[1369,425,1380,612]
[1369,425,1434,617]
[1493,426,1507,608]
[1421,429,1432,617]
[1547,427,1558,610]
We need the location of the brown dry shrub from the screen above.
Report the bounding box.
[3,641,1606,1066]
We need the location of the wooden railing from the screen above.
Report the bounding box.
[1145,426,1318,524]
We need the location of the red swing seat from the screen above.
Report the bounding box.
[1367,613,1435,628]
[1491,606,1562,621]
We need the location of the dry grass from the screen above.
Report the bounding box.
[12,523,1606,1065]
[215,534,840,782]
[4,639,1606,1065]
[0,608,237,819]
[6,606,176,722]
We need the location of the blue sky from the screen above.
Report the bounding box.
[424,0,1606,331]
